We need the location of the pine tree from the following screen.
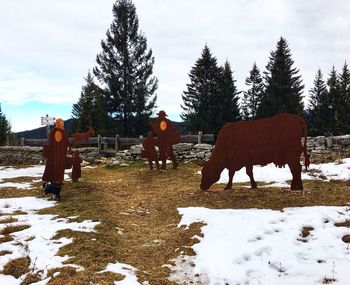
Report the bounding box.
[219,61,241,124]
[72,71,108,135]
[181,45,236,134]
[258,37,304,118]
[0,104,11,145]
[93,0,157,136]
[338,62,350,134]
[327,67,341,135]
[307,69,328,135]
[242,63,263,120]
[181,45,220,133]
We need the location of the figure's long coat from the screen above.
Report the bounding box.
[42,128,70,183]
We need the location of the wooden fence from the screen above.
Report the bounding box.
[20,131,215,152]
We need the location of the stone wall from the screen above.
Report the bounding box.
[0,146,43,164]
[0,146,101,165]
[1,135,350,165]
[307,135,350,159]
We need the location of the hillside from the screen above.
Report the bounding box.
[15,118,189,139]
[15,119,75,139]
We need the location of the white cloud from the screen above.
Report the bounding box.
[0,67,80,105]
[0,0,349,130]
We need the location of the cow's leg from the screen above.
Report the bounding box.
[224,169,235,191]
[246,165,257,189]
[288,159,303,190]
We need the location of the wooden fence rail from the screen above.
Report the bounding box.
[20,132,215,152]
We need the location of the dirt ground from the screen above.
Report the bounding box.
[1,161,350,284]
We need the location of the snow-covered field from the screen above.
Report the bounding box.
[0,197,99,284]
[0,165,71,189]
[0,160,349,284]
[0,165,139,285]
[169,206,350,285]
[167,159,350,284]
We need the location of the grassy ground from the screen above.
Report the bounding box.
[0,161,350,284]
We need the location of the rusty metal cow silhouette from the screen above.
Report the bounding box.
[200,113,310,191]
[72,127,94,145]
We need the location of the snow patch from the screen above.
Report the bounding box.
[100,262,142,285]
[210,158,350,187]
[0,197,100,284]
[169,206,350,284]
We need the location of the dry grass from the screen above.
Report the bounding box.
[1,176,36,184]
[0,216,18,224]
[1,161,350,284]
[342,235,350,243]
[0,187,40,199]
[0,224,31,235]
[335,220,350,227]
[0,235,14,243]
[301,226,314,238]
[21,272,43,285]
[0,250,11,256]
[1,256,31,278]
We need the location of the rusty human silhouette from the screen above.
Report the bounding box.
[200,113,310,191]
[72,150,83,182]
[42,118,71,185]
[151,111,180,170]
[142,131,160,170]
[72,127,94,145]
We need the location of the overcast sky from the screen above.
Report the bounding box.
[0,0,349,132]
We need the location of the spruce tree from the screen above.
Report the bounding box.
[181,45,236,134]
[327,67,341,135]
[93,0,157,136]
[307,69,328,135]
[72,71,108,135]
[338,63,350,134]
[242,63,263,120]
[181,45,220,133]
[219,61,241,124]
[0,104,11,145]
[258,37,304,118]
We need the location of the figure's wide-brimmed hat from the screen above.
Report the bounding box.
[157,110,167,117]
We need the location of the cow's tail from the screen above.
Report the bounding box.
[301,117,310,170]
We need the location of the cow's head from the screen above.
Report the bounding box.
[200,160,222,191]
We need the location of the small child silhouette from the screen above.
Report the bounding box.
[72,150,83,182]
[142,131,159,170]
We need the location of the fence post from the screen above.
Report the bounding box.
[6,135,9,146]
[98,134,101,152]
[198,131,202,144]
[139,135,143,144]
[115,134,119,154]
[21,138,25,146]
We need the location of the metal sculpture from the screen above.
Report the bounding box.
[200,113,310,191]
[42,118,71,185]
[142,131,160,170]
[72,127,94,145]
[151,111,180,170]
[72,150,82,182]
